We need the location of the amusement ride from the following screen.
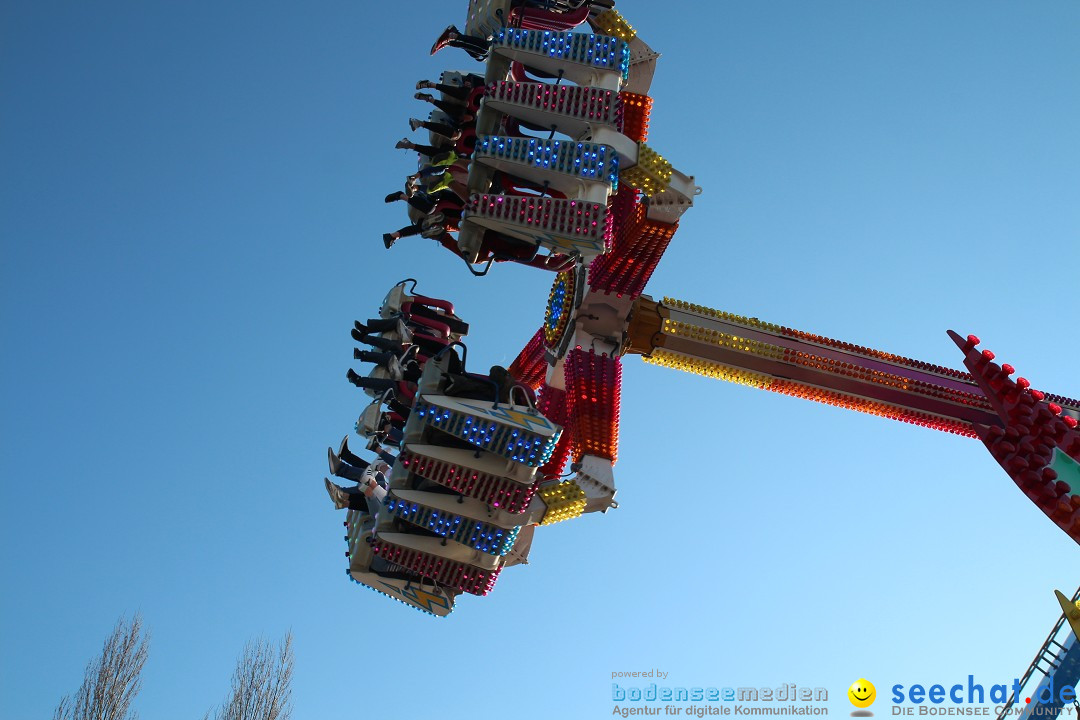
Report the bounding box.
[319,0,1079,706]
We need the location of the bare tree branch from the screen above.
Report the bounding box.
[52,614,150,720]
[52,694,72,720]
[53,616,293,720]
[212,631,293,720]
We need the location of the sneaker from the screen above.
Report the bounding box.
[414,92,433,103]
[383,233,396,249]
[394,138,410,150]
[415,81,432,91]
[328,446,342,476]
[384,191,402,203]
[346,368,363,386]
[430,25,459,55]
[408,117,423,132]
[324,478,350,510]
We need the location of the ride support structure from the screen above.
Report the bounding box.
[447,4,702,534]
[621,295,1080,543]
[998,588,1080,720]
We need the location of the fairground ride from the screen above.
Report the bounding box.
[324,0,1080,618]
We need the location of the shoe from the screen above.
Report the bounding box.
[357,348,384,364]
[346,368,363,387]
[383,233,396,249]
[324,478,350,510]
[384,191,402,203]
[415,81,433,91]
[394,138,411,150]
[408,117,423,131]
[339,435,351,460]
[354,320,367,333]
[328,446,343,476]
[414,92,433,103]
[351,327,365,343]
[430,25,459,55]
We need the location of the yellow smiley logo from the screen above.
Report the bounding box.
[848,679,876,709]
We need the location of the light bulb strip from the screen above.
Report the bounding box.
[643,348,978,437]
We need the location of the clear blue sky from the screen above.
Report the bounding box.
[2,1,1078,718]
